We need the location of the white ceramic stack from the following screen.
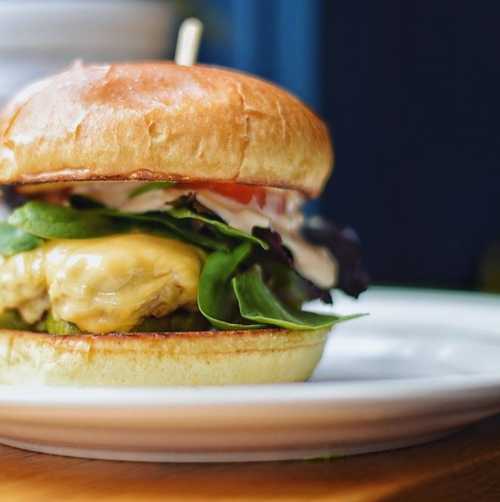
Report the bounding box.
[0,0,176,105]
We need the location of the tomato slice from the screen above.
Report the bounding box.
[180,182,285,211]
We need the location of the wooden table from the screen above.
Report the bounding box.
[0,415,499,501]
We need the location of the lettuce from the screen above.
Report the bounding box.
[2,194,367,333]
[7,200,264,252]
[128,181,175,199]
[167,207,268,249]
[303,216,369,298]
[0,222,43,256]
[134,311,209,332]
[232,266,366,330]
[0,310,32,330]
[197,242,264,329]
[8,201,125,239]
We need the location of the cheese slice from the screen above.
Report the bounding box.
[0,248,48,324]
[0,234,204,334]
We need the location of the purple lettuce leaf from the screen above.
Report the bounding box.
[302,216,369,298]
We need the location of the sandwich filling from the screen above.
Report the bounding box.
[0,182,368,334]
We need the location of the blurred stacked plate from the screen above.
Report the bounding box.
[0,0,176,104]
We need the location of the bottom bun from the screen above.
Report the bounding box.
[0,328,329,386]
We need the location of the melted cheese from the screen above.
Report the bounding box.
[0,234,203,333]
[0,248,49,323]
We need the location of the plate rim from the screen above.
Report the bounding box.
[1,374,500,409]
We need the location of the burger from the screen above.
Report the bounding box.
[0,62,367,386]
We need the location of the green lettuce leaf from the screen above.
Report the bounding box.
[198,243,264,330]
[8,201,126,239]
[0,309,32,330]
[8,201,226,250]
[104,210,227,251]
[133,311,209,332]
[0,222,43,256]
[7,197,264,253]
[45,312,80,335]
[128,181,175,199]
[167,207,268,249]
[258,259,330,310]
[232,266,366,330]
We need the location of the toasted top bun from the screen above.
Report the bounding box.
[0,62,333,197]
[0,328,328,386]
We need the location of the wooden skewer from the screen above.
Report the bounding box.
[175,18,203,66]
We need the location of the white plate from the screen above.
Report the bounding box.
[0,287,499,462]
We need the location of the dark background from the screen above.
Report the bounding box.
[183,0,499,289]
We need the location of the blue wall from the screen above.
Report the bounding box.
[199,0,323,110]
